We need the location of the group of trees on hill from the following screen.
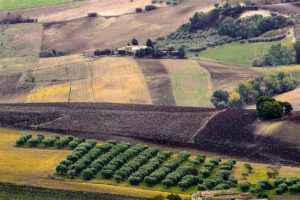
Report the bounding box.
[180,3,291,40]
[253,41,300,67]
[211,72,297,115]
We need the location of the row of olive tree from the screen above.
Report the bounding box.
[114,147,159,182]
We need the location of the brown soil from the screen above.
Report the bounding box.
[0,0,153,23]
[135,59,176,106]
[0,73,35,102]
[41,0,218,53]
[259,2,300,14]
[197,59,261,93]
[1,103,300,165]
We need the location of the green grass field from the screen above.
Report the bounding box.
[191,40,288,67]
[161,60,213,107]
[0,0,72,10]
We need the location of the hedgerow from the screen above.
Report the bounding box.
[100,144,148,179]
[114,147,159,182]
[81,142,131,180]
[144,151,191,186]
[128,151,173,185]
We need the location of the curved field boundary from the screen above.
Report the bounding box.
[136,59,176,106]
[161,59,213,107]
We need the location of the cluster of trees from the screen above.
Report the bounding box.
[185,3,258,32]
[218,15,291,39]
[144,151,191,186]
[0,12,36,24]
[135,38,185,59]
[211,72,298,108]
[100,144,148,179]
[114,147,159,182]
[128,151,173,185]
[162,155,205,187]
[39,49,69,58]
[81,142,131,180]
[256,96,293,120]
[240,176,300,195]
[56,140,98,175]
[15,134,32,146]
[253,44,296,67]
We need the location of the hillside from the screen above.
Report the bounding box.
[1,103,300,165]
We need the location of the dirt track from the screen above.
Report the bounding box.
[1,103,300,165]
[197,59,261,92]
[259,2,300,14]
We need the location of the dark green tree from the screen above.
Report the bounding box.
[167,194,181,200]
[210,90,229,108]
[178,47,185,59]
[132,38,139,45]
[146,38,153,48]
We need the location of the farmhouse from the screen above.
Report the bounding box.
[191,190,258,200]
[117,45,148,55]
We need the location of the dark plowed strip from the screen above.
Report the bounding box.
[136,59,176,106]
[197,60,261,93]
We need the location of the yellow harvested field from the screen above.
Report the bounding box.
[25,57,152,104]
[273,88,300,111]
[26,83,70,102]
[0,128,189,199]
[161,59,213,107]
[231,160,300,184]
[92,57,152,104]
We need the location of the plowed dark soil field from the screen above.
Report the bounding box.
[1,103,300,165]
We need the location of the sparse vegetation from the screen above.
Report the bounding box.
[39,50,69,58]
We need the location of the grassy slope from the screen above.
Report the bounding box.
[0,0,72,10]
[0,23,43,58]
[192,41,284,66]
[161,59,213,107]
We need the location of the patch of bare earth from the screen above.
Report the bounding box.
[41,0,218,52]
[197,59,261,93]
[135,59,176,106]
[0,73,35,103]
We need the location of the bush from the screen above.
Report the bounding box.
[39,50,69,58]
[145,5,157,11]
[240,182,251,192]
[135,8,142,13]
[132,38,139,45]
[210,90,229,108]
[276,183,288,194]
[167,194,181,200]
[197,184,207,191]
[88,13,97,17]
[28,137,40,147]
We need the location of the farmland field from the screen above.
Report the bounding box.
[161,59,212,107]
[1,127,300,200]
[193,38,291,66]
[0,23,43,58]
[0,0,72,10]
[25,57,152,104]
